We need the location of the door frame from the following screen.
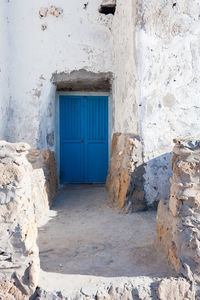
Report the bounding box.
[56,91,112,184]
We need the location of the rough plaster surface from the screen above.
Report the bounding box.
[3,0,112,150]
[136,0,200,205]
[0,3,9,140]
[112,0,140,135]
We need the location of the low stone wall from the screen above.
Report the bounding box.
[157,138,200,287]
[27,149,58,208]
[0,141,58,299]
[106,133,146,212]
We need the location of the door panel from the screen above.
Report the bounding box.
[85,96,108,182]
[61,142,83,183]
[60,96,83,183]
[60,95,108,183]
[87,143,108,182]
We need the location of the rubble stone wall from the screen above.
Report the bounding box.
[157,138,200,287]
[0,141,58,299]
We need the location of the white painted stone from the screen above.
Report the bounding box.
[4,0,112,149]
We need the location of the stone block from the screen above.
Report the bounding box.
[106,133,146,212]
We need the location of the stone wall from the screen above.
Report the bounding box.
[0,141,58,299]
[106,133,146,212]
[157,138,200,287]
[0,142,40,299]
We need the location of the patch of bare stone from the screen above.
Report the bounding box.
[0,139,199,299]
[106,133,146,212]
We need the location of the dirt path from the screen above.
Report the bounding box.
[38,184,173,278]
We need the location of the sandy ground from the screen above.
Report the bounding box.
[37,184,173,279]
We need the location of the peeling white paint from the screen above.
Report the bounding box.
[4,0,112,149]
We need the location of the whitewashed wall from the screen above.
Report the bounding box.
[4,0,200,206]
[138,0,200,205]
[0,2,9,139]
[112,0,200,206]
[6,0,112,149]
[112,0,140,135]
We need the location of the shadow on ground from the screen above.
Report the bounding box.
[38,184,173,277]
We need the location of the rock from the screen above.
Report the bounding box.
[0,141,39,298]
[106,133,146,212]
[158,278,194,300]
[81,285,98,297]
[27,149,58,209]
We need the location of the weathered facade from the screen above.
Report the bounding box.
[1,0,200,298]
[1,0,200,209]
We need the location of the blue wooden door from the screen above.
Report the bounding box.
[60,95,108,183]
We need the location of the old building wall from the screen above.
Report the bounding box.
[111,0,200,208]
[5,0,113,149]
[0,3,9,140]
[3,0,200,208]
[137,0,200,206]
